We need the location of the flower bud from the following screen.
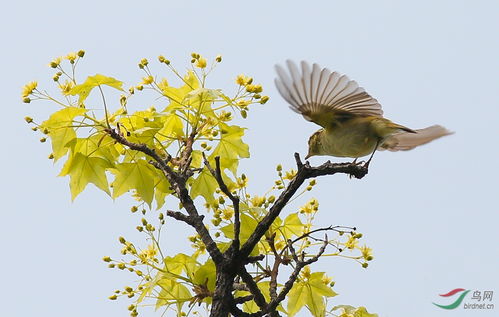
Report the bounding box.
[77,50,85,57]
[215,55,222,62]
[102,256,112,262]
[24,116,33,123]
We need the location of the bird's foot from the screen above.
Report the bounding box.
[351,158,365,166]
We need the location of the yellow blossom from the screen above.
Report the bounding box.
[142,75,154,85]
[274,239,285,251]
[360,245,373,261]
[59,80,74,95]
[49,57,62,68]
[195,57,207,68]
[236,176,248,189]
[235,74,252,86]
[345,236,358,249]
[301,265,311,279]
[250,195,265,207]
[321,274,333,285]
[260,96,270,104]
[283,169,297,180]
[22,81,38,97]
[237,99,251,107]
[139,244,157,261]
[222,207,234,220]
[65,52,78,63]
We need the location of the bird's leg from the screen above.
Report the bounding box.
[364,139,381,169]
[351,158,363,166]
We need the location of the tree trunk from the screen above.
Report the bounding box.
[210,263,236,317]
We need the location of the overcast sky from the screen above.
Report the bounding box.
[2,1,498,316]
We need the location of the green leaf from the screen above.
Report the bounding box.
[164,253,199,280]
[332,306,378,317]
[220,213,258,243]
[192,259,216,293]
[68,74,124,105]
[287,272,337,317]
[73,134,120,162]
[41,107,87,161]
[220,213,261,256]
[308,272,337,298]
[158,112,184,140]
[210,123,249,174]
[287,282,308,317]
[59,152,112,200]
[162,71,200,112]
[184,88,218,117]
[190,168,218,202]
[279,213,304,240]
[154,173,172,210]
[155,278,192,311]
[111,160,156,207]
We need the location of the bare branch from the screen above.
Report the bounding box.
[242,255,265,265]
[238,266,268,311]
[266,238,329,313]
[234,295,254,304]
[166,210,204,227]
[240,153,367,258]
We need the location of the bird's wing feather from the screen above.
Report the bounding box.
[275,60,383,128]
[379,125,453,151]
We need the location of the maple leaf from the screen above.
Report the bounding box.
[41,107,87,161]
[59,152,112,200]
[68,74,124,105]
[111,160,156,207]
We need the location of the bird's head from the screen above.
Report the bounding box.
[305,130,323,159]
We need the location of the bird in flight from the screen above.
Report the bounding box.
[275,60,452,167]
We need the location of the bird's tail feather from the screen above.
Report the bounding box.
[379,125,453,151]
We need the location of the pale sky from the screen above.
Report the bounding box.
[2,1,498,316]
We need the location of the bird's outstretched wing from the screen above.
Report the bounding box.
[379,125,453,151]
[275,60,383,128]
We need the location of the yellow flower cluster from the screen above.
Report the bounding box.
[138,244,157,262]
[360,244,373,261]
[283,169,297,180]
[299,198,319,214]
[59,80,74,95]
[22,81,37,98]
[235,74,252,86]
[191,53,207,69]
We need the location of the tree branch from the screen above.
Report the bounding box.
[240,153,367,258]
[234,295,254,304]
[237,266,268,311]
[203,154,241,251]
[105,128,224,264]
[266,237,329,313]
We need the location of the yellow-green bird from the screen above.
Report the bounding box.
[275,61,452,166]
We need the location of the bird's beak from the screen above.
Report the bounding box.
[305,153,311,160]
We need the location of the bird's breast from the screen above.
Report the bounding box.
[321,119,380,158]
